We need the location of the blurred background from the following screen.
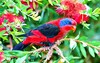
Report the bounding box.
[0,0,100,63]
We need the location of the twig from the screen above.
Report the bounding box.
[29,47,50,54]
[9,36,13,50]
[61,38,100,51]
[43,48,53,63]
[76,40,100,51]
[54,46,69,63]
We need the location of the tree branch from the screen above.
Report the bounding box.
[61,38,100,51]
[9,36,13,50]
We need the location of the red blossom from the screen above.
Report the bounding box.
[73,14,89,24]
[56,0,75,17]
[0,27,6,31]
[1,13,24,23]
[0,52,4,63]
[55,0,89,24]
[21,0,38,10]
[0,18,4,25]
[74,3,86,11]
[56,0,86,17]
[0,12,24,31]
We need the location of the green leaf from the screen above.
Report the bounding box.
[82,0,88,4]
[15,0,22,8]
[79,36,88,41]
[10,32,19,44]
[88,41,100,46]
[88,47,95,57]
[40,9,45,21]
[0,6,6,14]
[75,32,80,39]
[94,49,99,55]
[0,42,3,51]
[4,50,28,57]
[80,44,87,58]
[82,22,90,29]
[70,39,77,49]
[88,8,93,15]
[27,9,33,14]
[14,7,19,14]
[14,32,25,36]
[74,46,82,57]
[92,8,100,15]
[10,59,14,63]
[4,19,8,23]
[0,30,6,37]
[1,36,8,41]
[48,0,53,6]
[90,15,98,20]
[15,55,28,63]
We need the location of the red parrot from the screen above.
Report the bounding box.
[13,18,77,50]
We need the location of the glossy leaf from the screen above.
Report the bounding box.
[0,31,6,37]
[80,44,87,58]
[70,39,77,50]
[15,55,28,63]
[88,47,95,57]
[48,0,53,5]
[92,8,100,15]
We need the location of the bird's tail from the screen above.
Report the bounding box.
[13,42,29,50]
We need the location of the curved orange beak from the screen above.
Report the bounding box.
[71,19,77,32]
[71,25,76,32]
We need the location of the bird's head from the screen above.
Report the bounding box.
[59,18,77,32]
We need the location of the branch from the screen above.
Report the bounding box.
[54,45,69,63]
[11,37,100,63]
[9,36,13,50]
[29,47,50,54]
[28,40,69,63]
[59,38,100,51]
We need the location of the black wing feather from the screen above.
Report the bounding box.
[35,24,60,38]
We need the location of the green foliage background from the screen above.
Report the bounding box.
[0,0,100,63]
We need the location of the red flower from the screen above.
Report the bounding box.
[0,12,24,31]
[1,13,24,23]
[74,3,86,12]
[0,52,4,63]
[21,0,38,10]
[56,0,75,17]
[73,14,89,24]
[56,0,86,17]
[0,18,4,25]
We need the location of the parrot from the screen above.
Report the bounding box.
[13,18,77,50]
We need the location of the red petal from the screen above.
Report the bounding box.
[74,14,89,24]
[0,52,4,62]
